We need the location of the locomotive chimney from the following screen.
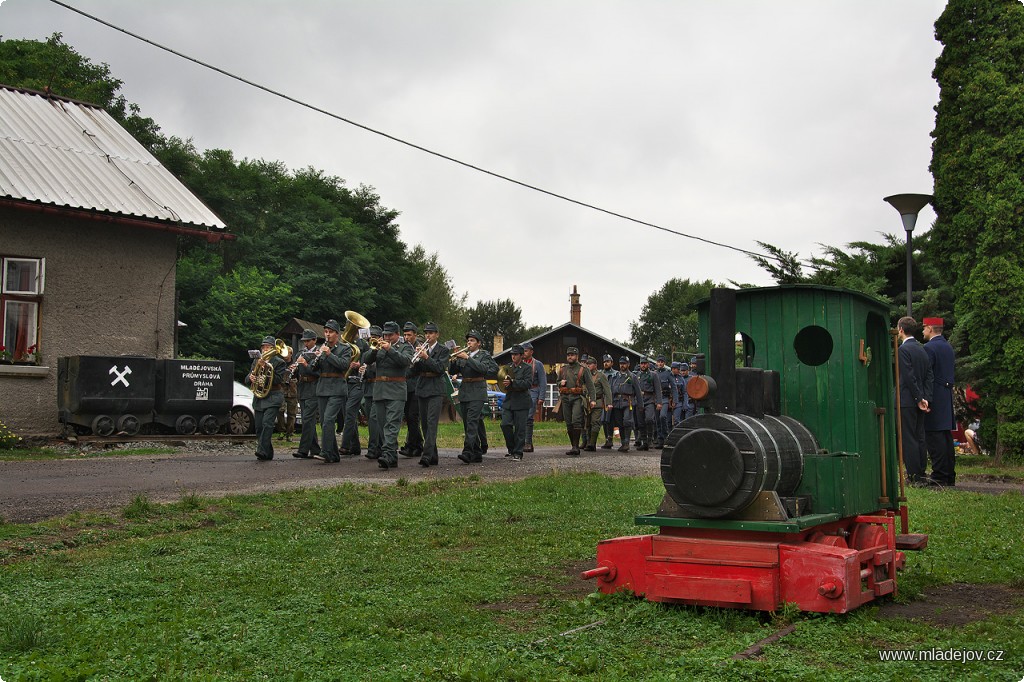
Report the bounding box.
[709,288,737,414]
[570,285,581,326]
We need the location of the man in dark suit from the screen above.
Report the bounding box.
[410,321,450,467]
[923,317,956,486]
[897,316,933,485]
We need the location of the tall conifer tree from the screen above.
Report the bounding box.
[931,0,1024,461]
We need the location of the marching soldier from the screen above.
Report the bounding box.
[399,322,424,459]
[292,329,321,459]
[246,335,288,460]
[499,344,533,460]
[363,321,414,469]
[340,333,369,457]
[410,321,450,467]
[635,356,662,451]
[315,319,353,463]
[558,346,595,457]
[611,356,642,452]
[584,356,613,452]
[362,325,383,460]
[275,373,298,441]
[522,342,547,453]
[450,330,497,463]
[600,354,618,448]
[654,355,677,448]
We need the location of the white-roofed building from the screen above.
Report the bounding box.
[0,84,229,435]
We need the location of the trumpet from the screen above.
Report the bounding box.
[447,345,469,359]
[411,342,429,364]
[368,337,383,350]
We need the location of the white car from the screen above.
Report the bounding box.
[229,380,256,435]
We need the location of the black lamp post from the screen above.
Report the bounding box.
[883,193,933,317]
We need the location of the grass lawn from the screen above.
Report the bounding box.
[1,471,1022,680]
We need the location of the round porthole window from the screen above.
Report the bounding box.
[794,325,833,366]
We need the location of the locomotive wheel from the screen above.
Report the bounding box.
[116,414,141,436]
[91,415,115,437]
[199,415,220,435]
[175,415,198,435]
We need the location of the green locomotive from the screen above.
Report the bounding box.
[583,286,926,613]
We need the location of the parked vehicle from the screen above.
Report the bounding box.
[229,380,256,435]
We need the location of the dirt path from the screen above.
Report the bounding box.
[2,441,1020,524]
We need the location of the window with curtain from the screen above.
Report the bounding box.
[1,257,44,362]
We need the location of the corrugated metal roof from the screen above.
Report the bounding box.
[0,85,225,229]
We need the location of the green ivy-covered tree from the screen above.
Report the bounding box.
[931,0,1024,463]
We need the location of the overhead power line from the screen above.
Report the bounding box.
[48,0,790,264]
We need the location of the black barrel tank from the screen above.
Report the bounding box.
[661,413,818,518]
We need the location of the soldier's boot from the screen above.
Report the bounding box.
[525,420,535,452]
[568,429,581,457]
[618,428,631,452]
[584,426,600,451]
[565,428,576,456]
[601,434,613,449]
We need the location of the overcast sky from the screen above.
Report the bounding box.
[1,0,945,342]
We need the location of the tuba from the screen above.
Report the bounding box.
[340,310,371,377]
[252,339,289,398]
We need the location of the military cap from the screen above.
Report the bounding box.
[403,321,418,332]
[640,356,650,363]
[923,317,944,327]
[324,319,342,333]
[586,356,598,365]
[671,361,680,369]
[566,346,579,355]
[466,329,483,342]
[300,329,317,341]
[680,362,690,370]
[603,354,613,362]
[368,325,383,337]
[261,336,276,346]
[382,321,401,334]
[424,321,439,332]
[521,341,534,350]
[510,344,525,355]
[656,355,666,362]
[618,356,630,364]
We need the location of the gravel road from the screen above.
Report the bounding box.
[2,440,1018,524]
[0,441,663,523]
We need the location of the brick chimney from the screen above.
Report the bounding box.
[570,285,581,326]
[493,333,504,355]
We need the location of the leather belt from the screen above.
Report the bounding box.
[420,372,441,377]
[376,376,406,383]
[300,377,317,383]
[642,391,654,395]
[320,372,345,378]
[462,377,486,383]
[559,387,584,395]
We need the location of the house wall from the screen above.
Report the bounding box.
[0,207,177,435]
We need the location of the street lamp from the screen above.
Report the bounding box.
[883,193,933,317]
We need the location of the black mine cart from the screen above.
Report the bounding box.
[58,355,157,436]
[154,360,234,435]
